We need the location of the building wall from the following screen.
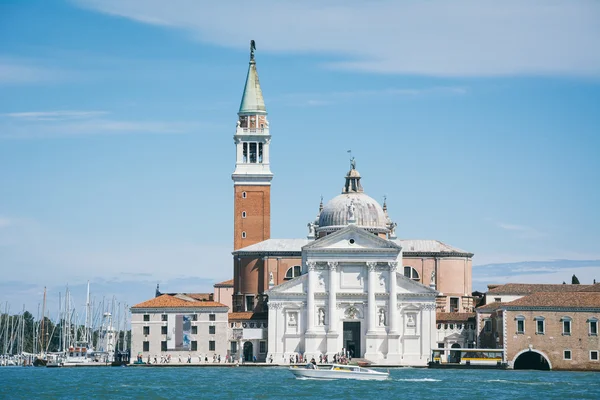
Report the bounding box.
[233,185,270,251]
[131,308,228,362]
[213,286,233,311]
[485,294,522,305]
[403,256,473,313]
[504,310,600,371]
[435,322,477,348]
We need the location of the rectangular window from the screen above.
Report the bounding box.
[243,142,248,163]
[209,314,216,322]
[249,143,257,163]
[192,314,198,321]
[161,326,167,335]
[591,351,599,361]
[161,314,167,322]
[450,298,459,313]
[259,341,266,354]
[590,320,598,336]
[457,324,462,330]
[191,341,197,351]
[517,319,525,334]
[564,350,572,360]
[161,341,167,351]
[403,266,411,278]
[246,295,254,312]
[143,326,150,335]
[494,297,501,302]
[437,342,445,355]
[209,341,216,351]
[143,314,150,322]
[209,326,216,335]
[536,319,545,334]
[484,320,492,332]
[143,341,149,352]
[258,143,263,163]
[230,341,237,354]
[192,326,198,334]
[563,320,571,335]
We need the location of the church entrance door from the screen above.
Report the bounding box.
[243,342,253,362]
[343,322,361,358]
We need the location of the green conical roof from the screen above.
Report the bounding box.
[239,60,266,114]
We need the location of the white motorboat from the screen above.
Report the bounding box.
[289,363,389,381]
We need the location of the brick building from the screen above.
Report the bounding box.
[476,283,600,370]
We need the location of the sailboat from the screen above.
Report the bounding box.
[33,287,48,367]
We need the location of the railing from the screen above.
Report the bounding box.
[236,127,268,134]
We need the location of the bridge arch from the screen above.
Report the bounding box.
[512,348,552,370]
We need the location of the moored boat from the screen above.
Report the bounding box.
[289,363,389,381]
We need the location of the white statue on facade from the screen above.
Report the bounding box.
[347,199,355,221]
[269,272,274,286]
[389,221,397,237]
[430,269,435,284]
[307,222,316,238]
[407,314,416,327]
[288,312,297,326]
[378,308,386,326]
[318,308,325,325]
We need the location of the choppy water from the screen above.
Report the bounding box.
[0,366,598,399]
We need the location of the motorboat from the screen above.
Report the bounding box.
[289,363,389,381]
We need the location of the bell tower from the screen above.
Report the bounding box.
[232,40,272,251]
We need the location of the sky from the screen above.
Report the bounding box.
[1,0,599,315]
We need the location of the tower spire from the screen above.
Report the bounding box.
[239,40,266,115]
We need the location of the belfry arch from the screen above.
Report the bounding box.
[512,348,552,370]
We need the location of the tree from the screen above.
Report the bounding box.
[572,274,580,285]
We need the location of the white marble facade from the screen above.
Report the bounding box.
[266,225,438,366]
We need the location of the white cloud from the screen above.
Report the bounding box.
[0,58,65,84]
[72,0,600,77]
[0,110,204,139]
[3,111,109,121]
[496,221,546,239]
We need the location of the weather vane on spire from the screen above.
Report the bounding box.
[250,40,256,61]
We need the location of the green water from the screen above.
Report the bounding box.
[0,366,598,399]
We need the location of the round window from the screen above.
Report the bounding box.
[349,238,355,245]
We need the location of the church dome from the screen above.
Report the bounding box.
[315,159,390,235]
[318,192,388,232]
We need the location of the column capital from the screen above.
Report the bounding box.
[327,261,338,271]
[267,302,283,310]
[388,261,398,271]
[307,261,317,271]
[366,261,377,271]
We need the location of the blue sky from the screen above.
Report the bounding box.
[1,0,599,314]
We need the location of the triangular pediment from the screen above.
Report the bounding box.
[303,225,401,252]
[265,274,307,297]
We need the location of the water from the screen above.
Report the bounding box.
[0,366,598,399]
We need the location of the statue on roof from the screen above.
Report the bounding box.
[350,156,356,170]
[250,40,256,61]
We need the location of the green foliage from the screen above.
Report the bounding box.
[572,274,580,284]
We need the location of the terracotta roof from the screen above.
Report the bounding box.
[186,293,213,301]
[581,283,600,292]
[476,302,504,312]
[487,283,594,295]
[228,312,268,321]
[132,294,227,309]
[503,292,600,309]
[214,279,234,287]
[436,312,475,322]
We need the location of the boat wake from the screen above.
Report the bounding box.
[485,379,553,386]
[396,378,441,382]
[294,377,336,381]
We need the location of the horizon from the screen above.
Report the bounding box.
[1,0,599,313]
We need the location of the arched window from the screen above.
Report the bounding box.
[284,265,302,280]
[561,316,572,335]
[534,316,545,334]
[403,266,420,281]
[242,191,247,198]
[242,211,247,218]
[515,315,525,334]
[241,231,246,238]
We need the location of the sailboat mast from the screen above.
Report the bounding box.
[85,281,90,344]
[40,286,46,354]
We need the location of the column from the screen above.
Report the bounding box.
[327,262,338,332]
[366,262,377,334]
[306,261,316,333]
[235,138,243,163]
[388,262,398,333]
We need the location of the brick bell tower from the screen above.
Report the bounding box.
[232,40,272,251]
